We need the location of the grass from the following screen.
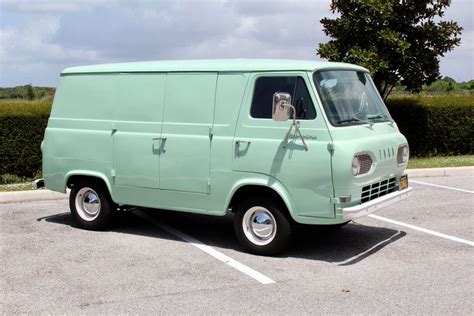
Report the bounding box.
[0,97,52,116]
[0,183,38,192]
[408,155,474,169]
[0,173,42,191]
[1,173,41,185]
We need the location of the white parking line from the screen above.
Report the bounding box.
[134,210,275,285]
[338,230,405,266]
[410,180,474,194]
[369,214,474,247]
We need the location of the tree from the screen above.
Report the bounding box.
[317,0,462,100]
[441,76,456,83]
[468,81,474,90]
[26,84,35,100]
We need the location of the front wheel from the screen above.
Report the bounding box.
[234,196,292,256]
[69,180,115,230]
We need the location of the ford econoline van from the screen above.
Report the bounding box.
[41,59,412,255]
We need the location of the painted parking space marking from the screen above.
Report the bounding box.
[338,230,406,266]
[369,214,474,247]
[134,210,275,285]
[410,180,474,194]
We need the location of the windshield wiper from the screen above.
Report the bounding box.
[367,115,384,120]
[367,115,395,123]
[336,117,374,127]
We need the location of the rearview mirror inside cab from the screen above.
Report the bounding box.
[319,78,337,88]
[272,92,292,121]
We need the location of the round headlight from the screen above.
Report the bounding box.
[402,146,409,163]
[397,145,410,165]
[352,156,361,176]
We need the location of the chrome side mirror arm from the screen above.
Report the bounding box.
[281,104,308,151]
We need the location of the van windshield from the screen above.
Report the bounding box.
[313,70,392,126]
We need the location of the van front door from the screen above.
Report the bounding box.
[233,73,335,218]
[159,73,217,194]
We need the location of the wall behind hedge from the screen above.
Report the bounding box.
[0,99,52,180]
[386,96,474,157]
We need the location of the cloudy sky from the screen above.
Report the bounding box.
[0,0,472,87]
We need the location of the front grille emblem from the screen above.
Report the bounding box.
[380,148,395,160]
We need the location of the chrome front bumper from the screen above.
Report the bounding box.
[342,187,413,221]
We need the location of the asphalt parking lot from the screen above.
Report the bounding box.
[1,174,473,314]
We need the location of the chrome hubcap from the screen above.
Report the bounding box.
[75,187,101,221]
[242,206,277,246]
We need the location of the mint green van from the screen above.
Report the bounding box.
[42,59,412,255]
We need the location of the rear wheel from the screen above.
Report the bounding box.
[69,180,115,230]
[234,196,292,256]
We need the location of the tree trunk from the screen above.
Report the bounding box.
[383,85,395,101]
[373,79,394,101]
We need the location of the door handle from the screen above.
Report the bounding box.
[235,140,251,157]
[152,136,167,154]
[235,140,251,146]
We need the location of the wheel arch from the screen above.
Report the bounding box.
[65,171,114,200]
[226,179,297,221]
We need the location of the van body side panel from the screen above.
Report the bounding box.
[43,75,117,193]
[112,170,291,216]
[112,73,165,189]
[159,73,217,194]
[112,72,251,215]
[208,73,250,210]
[233,72,335,220]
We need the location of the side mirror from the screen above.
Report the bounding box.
[272,92,292,121]
[272,92,309,151]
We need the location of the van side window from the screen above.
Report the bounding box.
[250,76,316,119]
[294,77,316,120]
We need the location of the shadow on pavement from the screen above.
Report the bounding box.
[39,208,405,265]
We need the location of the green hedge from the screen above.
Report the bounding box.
[0,99,52,181]
[0,96,472,182]
[386,96,474,157]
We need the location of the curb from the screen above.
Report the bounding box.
[0,166,472,204]
[0,189,69,204]
[406,166,474,178]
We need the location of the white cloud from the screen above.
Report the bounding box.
[439,29,474,81]
[0,0,118,12]
[0,0,472,86]
[128,1,330,60]
[0,15,102,65]
[235,16,258,36]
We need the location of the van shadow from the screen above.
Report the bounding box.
[39,209,405,265]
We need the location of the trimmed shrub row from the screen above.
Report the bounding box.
[386,96,474,157]
[0,96,472,181]
[0,99,52,180]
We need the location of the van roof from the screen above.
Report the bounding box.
[61,59,368,75]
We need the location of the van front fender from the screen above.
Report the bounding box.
[226,176,298,221]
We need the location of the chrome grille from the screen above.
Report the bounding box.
[361,177,397,203]
[358,154,373,175]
